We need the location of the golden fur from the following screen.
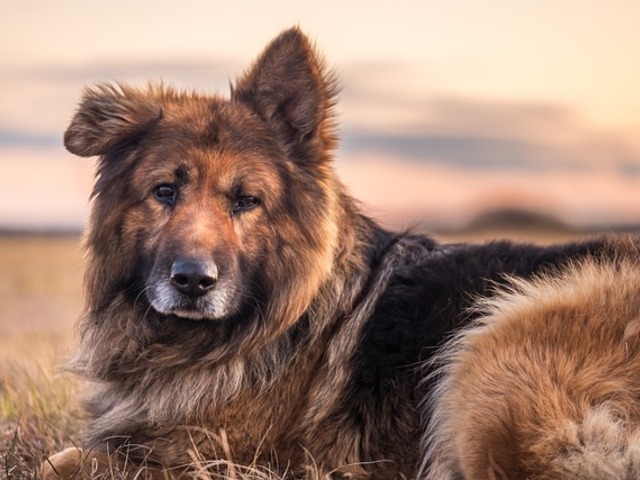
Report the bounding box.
[423,239,640,479]
[43,25,640,480]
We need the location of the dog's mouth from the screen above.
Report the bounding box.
[144,257,243,321]
[146,280,237,321]
[155,305,211,321]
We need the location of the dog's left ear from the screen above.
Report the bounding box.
[64,84,162,157]
[232,27,338,162]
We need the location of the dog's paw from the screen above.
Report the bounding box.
[42,447,167,479]
[42,448,87,479]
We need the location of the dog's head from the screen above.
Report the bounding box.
[65,28,341,338]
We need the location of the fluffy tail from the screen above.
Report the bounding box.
[419,255,640,479]
[423,407,640,479]
[541,408,640,479]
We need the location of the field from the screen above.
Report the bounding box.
[0,228,600,478]
[0,234,83,478]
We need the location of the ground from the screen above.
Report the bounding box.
[0,234,83,478]
[0,228,594,478]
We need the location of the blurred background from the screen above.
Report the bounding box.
[2,0,640,234]
[2,2,639,463]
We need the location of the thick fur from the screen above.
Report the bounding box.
[49,27,640,479]
[423,249,640,480]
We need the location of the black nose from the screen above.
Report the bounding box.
[170,259,217,298]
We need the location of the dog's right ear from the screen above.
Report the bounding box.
[64,84,162,157]
[232,27,338,162]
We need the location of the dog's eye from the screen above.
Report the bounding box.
[232,196,260,215]
[153,184,177,206]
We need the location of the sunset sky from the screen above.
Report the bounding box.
[1,0,640,230]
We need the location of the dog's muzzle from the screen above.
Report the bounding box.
[170,259,218,298]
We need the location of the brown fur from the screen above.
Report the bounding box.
[423,240,640,479]
[54,27,388,478]
[46,26,640,480]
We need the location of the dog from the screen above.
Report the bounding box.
[424,255,640,479]
[44,27,640,479]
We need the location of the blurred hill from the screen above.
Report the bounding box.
[423,207,640,241]
[2,207,640,241]
[463,208,571,233]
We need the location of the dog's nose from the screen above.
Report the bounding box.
[170,259,217,297]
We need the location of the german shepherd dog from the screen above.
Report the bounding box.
[45,28,640,479]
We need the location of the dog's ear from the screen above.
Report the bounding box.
[64,84,162,157]
[232,27,338,161]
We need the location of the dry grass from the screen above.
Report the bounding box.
[0,229,596,479]
[0,234,83,479]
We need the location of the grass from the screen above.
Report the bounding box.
[0,234,83,479]
[0,229,594,479]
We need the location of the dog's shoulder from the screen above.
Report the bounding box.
[356,233,635,371]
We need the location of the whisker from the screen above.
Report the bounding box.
[133,285,152,309]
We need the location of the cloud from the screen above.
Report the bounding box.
[4,59,243,90]
[0,59,243,143]
[0,129,60,148]
[340,130,640,176]
[337,72,640,175]
[1,58,639,177]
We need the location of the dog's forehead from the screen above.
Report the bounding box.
[134,96,286,193]
[158,95,275,152]
[178,148,284,194]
